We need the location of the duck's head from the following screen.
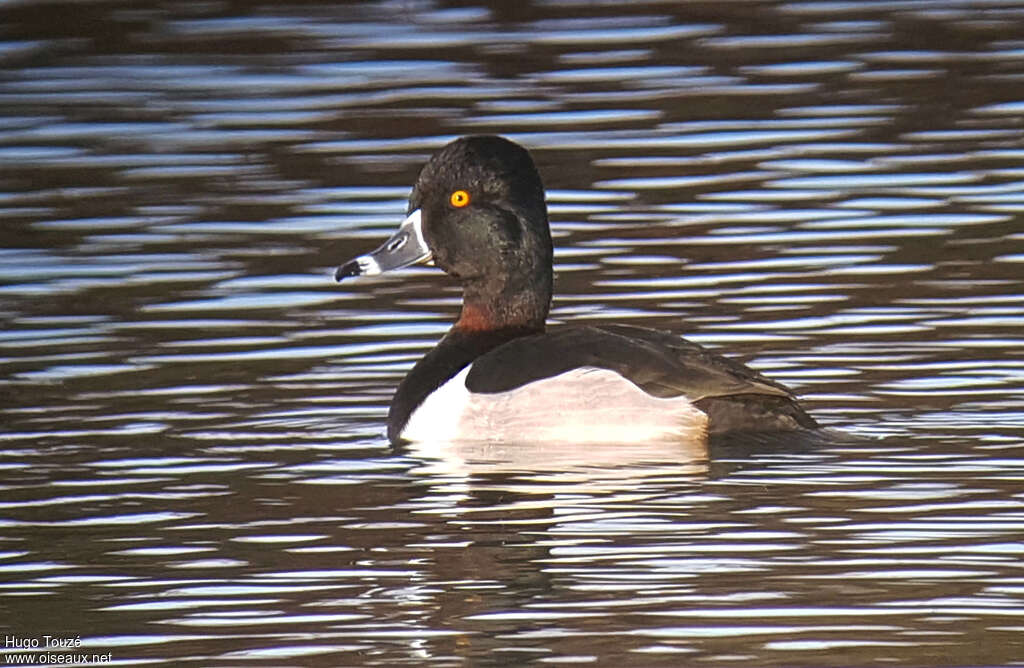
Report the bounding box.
[336,135,553,332]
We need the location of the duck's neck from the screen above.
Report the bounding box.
[456,267,551,333]
[386,283,550,443]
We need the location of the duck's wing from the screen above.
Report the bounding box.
[465,324,794,402]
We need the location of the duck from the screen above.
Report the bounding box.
[336,135,817,445]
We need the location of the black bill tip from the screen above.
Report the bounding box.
[334,259,363,282]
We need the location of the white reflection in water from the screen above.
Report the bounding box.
[407,438,707,480]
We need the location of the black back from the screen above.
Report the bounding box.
[464,324,817,433]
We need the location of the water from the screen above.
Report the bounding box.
[1,0,1023,665]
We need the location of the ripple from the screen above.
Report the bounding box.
[767,172,981,188]
[532,23,721,46]
[702,32,885,49]
[465,109,662,128]
[14,363,155,381]
[142,292,344,312]
[0,512,198,528]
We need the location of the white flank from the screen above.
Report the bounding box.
[400,365,708,445]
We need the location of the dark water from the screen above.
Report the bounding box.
[2,1,1024,665]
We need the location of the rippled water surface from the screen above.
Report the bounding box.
[2,1,1024,665]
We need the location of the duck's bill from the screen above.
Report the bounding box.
[335,209,432,281]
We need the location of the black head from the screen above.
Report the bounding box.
[337,135,553,332]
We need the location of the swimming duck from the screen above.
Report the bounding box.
[336,135,817,445]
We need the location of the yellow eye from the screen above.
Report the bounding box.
[449,189,471,208]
